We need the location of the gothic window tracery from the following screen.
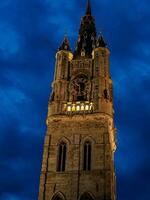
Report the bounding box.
[70,74,91,102]
[83,141,91,171]
[57,142,67,172]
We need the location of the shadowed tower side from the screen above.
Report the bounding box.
[38,1,116,200]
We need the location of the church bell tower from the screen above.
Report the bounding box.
[38,1,116,200]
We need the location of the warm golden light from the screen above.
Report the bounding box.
[67,106,71,111]
[72,104,76,111]
[85,105,89,110]
[81,104,85,111]
[64,102,93,113]
[76,105,80,111]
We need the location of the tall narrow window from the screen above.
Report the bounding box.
[57,142,66,172]
[83,141,91,171]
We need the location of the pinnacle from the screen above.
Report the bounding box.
[86,0,92,15]
[59,35,71,51]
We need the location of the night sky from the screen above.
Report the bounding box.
[0,0,150,199]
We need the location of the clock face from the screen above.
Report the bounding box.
[70,74,91,101]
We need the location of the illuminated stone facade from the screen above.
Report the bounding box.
[38,1,116,200]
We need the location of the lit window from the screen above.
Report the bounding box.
[81,104,85,111]
[76,105,80,111]
[85,105,89,110]
[64,102,93,113]
[67,106,71,112]
[72,104,76,111]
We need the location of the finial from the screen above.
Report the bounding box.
[86,0,91,15]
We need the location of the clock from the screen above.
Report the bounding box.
[70,74,91,101]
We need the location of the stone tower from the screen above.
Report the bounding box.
[38,1,116,200]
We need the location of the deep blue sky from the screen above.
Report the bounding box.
[0,0,150,199]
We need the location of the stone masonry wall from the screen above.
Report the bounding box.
[38,113,116,200]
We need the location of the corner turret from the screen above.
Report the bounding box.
[59,36,71,51]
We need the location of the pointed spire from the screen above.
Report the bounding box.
[96,33,107,48]
[59,35,71,51]
[86,0,91,15]
[74,0,96,58]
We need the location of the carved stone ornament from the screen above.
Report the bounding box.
[70,74,91,101]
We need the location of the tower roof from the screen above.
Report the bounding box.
[59,36,71,51]
[74,0,96,58]
[96,33,107,48]
[86,0,92,15]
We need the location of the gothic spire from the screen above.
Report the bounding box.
[59,35,71,51]
[74,0,96,58]
[86,0,92,15]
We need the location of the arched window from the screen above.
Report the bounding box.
[51,192,65,200]
[83,141,91,171]
[80,193,94,200]
[57,142,66,172]
[52,196,63,200]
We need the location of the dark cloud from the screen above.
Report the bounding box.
[0,0,150,199]
[0,118,44,200]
